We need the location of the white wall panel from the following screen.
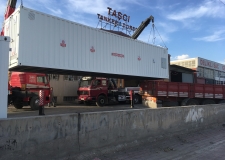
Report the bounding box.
[5,6,169,79]
[0,36,10,118]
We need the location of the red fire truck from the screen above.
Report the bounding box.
[8,72,51,110]
[77,77,141,106]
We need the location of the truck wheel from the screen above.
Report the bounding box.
[181,98,190,106]
[186,99,199,106]
[133,95,140,104]
[13,98,23,109]
[201,99,215,105]
[96,95,106,107]
[30,96,40,110]
[218,100,225,104]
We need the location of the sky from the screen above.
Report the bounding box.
[0,0,225,64]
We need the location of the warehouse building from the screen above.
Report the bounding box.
[171,57,225,85]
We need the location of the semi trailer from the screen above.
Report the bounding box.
[139,74,225,107]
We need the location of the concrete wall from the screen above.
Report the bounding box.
[1,104,225,159]
[0,114,79,160]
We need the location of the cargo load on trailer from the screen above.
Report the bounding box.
[4,6,169,79]
[77,77,142,106]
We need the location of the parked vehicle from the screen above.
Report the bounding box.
[139,80,225,107]
[77,77,141,106]
[8,72,51,110]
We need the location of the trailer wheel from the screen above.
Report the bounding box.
[30,96,40,110]
[186,99,199,106]
[181,98,190,106]
[181,98,199,106]
[201,99,215,105]
[13,98,23,109]
[96,95,106,107]
[218,100,225,104]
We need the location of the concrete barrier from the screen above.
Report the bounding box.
[0,104,225,159]
[0,114,79,160]
[79,104,225,154]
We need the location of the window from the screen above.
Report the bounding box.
[37,76,47,83]
[63,96,76,101]
[80,80,92,87]
[102,80,107,86]
[48,74,59,81]
[93,79,101,86]
[64,75,81,81]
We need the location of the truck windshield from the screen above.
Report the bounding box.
[80,80,91,87]
[37,76,47,83]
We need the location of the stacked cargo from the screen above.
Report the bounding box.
[171,57,225,85]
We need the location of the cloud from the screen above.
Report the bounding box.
[157,22,178,33]
[193,29,225,42]
[218,59,225,65]
[167,0,225,21]
[66,0,144,15]
[171,54,190,60]
[46,7,63,17]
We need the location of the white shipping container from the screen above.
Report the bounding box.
[4,6,169,79]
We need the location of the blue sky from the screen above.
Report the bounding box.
[0,0,225,64]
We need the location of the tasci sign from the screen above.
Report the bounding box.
[199,58,225,72]
[97,7,136,31]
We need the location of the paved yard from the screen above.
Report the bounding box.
[7,103,144,118]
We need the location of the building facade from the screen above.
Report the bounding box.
[171,57,225,85]
[48,74,80,104]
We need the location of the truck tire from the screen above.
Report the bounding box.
[218,100,225,104]
[30,96,40,110]
[181,98,199,106]
[96,95,106,107]
[181,98,190,106]
[201,99,215,105]
[186,99,199,106]
[13,98,23,109]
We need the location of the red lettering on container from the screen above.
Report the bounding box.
[60,40,66,47]
[111,53,124,58]
[90,46,95,52]
[138,56,141,61]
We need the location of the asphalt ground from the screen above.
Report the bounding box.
[7,103,145,118]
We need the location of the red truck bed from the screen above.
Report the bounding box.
[140,81,225,99]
